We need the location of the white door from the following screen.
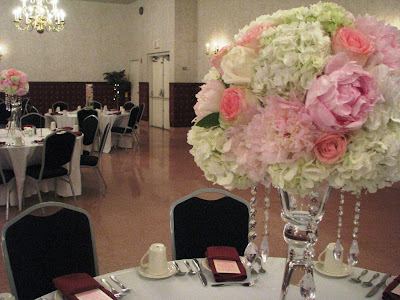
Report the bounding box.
[150,54,170,129]
[129,60,140,106]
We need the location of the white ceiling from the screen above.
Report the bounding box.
[78,0,135,4]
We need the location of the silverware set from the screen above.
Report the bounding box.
[101,276,133,298]
[350,270,391,297]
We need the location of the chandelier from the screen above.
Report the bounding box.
[13,0,65,34]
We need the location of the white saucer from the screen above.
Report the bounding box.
[139,261,176,279]
[314,261,351,278]
[386,275,397,286]
[202,257,248,272]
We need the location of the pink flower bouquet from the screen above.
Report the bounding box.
[0,69,29,96]
[188,2,400,196]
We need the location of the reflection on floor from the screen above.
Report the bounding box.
[0,122,399,293]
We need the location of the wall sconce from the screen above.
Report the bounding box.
[205,42,220,57]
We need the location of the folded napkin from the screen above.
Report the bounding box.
[53,273,117,300]
[22,125,35,129]
[112,112,121,115]
[383,275,400,300]
[206,246,247,282]
[51,112,60,115]
[73,131,82,136]
[61,126,73,130]
[33,139,45,143]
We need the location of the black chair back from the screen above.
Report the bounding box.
[122,102,135,110]
[98,123,110,155]
[1,202,98,300]
[52,101,69,111]
[170,189,250,260]
[21,98,30,115]
[20,113,45,128]
[44,130,76,170]
[128,106,140,128]
[81,115,99,146]
[136,103,145,127]
[77,109,98,131]
[92,101,102,109]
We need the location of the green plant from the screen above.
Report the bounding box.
[103,70,131,104]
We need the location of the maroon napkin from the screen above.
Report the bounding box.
[51,112,60,115]
[53,273,116,300]
[22,125,35,129]
[206,246,247,282]
[383,275,400,300]
[62,126,73,130]
[112,111,121,115]
[73,131,82,136]
[0,141,5,146]
[33,139,45,143]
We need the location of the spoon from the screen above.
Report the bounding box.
[110,275,132,292]
[184,260,196,275]
[212,279,258,287]
[173,261,187,276]
[362,273,380,287]
[350,269,368,283]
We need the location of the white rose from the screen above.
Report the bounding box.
[221,46,257,86]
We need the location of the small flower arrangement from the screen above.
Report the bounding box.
[0,69,29,96]
[188,2,400,196]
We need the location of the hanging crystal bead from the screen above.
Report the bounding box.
[333,240,342,260]
[348,240,360,266]
[260,235,269,263]
[300,272,316,300]
[244,241,258,266]
[333,193,345,261]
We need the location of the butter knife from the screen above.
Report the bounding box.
[192,258,208,286]
[366,273,391,297]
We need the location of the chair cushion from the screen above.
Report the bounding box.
[111,127,132,134]
[80,155,98,167]
[0,169,15,184]
[26,164,68,180]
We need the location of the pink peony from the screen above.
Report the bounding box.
[313,132,348,164]
[355,15,400,70]
[193,79,225,122]
[211,45,233,77]
[305,53,378,132]
[235,23,273,51]
[220,86,259,125]
[331,26,375,66]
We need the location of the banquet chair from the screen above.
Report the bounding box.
[170,188,250,260]
[122,101,135,110]
[0,167,15,221]
[111,105,140,150]
[1,202,98,300]
[134,103,145,146]
[52,101,69,112]
[21,98,30,116]
[20,112,46,128]
[25,130,77,206]
[81,115,99,156]
[91,101,102,109]
[80,123,110,194]
[0,102,11,127]
[77,108,98,131]
[27,105,39,114]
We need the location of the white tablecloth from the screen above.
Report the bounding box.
[45,111,78,128]
[0,128,82,210]
[40,257,387,300]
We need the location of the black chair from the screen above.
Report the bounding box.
[25,130,77,206]
[21,98,30,116]
[122,101,135,110]
[170,188,250,260]
[77,108,98,131]
[133,103,145,146]
[81,115,99,156]
[91,101,102,110]
[26,105,39,114]
[1,167,15,221]
[1,202,99,300]
[80,123,110,194]
[20,112,46,128]
[111,105,140,150]
[52,101,69,112]
[0,102,11,127]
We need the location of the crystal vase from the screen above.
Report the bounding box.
[278,182,332,300]
[5,94,22,136]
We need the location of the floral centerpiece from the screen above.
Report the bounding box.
[188,2,400,197]
[0,69,29,96]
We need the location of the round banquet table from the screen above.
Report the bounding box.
[0,128,82,210]
[39,257,388,300]
[45,111,78,128]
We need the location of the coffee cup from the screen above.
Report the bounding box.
[318,242,344,274]
[50,121,57,130]
[48,108,52,114]
[140,243,168,276]
[13,136,24,147]
[77,105,82,111]
[56,107,61,112]
[120,106,123,112]
[103,105,108,111]
[73,125,79,132]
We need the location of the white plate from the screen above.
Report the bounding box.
[202,257,248,272]
[314,261,351,278]
[386,275,397,286]
[139,261,176,279]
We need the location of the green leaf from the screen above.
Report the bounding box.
[196,112,220,128]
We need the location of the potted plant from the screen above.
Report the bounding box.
[103,70,131,108]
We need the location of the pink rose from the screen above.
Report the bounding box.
[211,45,233,77]
[193,79,226,122]
[313,133,348,164]
[305,53,378,132]
[332,26,375,66]
[235,23,273,51]
[220,86,259,125]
